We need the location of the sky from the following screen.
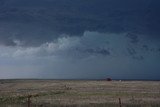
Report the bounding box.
[0,0,160,79]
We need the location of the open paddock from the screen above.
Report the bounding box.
[0,80,160,107]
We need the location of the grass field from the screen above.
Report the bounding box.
[0,80,160,107]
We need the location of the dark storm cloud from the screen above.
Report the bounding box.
[0,0,160,79]
[0,0,160,46]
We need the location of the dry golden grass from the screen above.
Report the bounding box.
[0,80,160,107]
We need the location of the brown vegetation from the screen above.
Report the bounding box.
[0,80,160,107]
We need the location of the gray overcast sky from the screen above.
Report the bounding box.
[0,0,160,79]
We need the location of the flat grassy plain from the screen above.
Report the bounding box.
[0,80,160,107]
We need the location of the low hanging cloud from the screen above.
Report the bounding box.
[0,31,160,79]
[1,31,159,59]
